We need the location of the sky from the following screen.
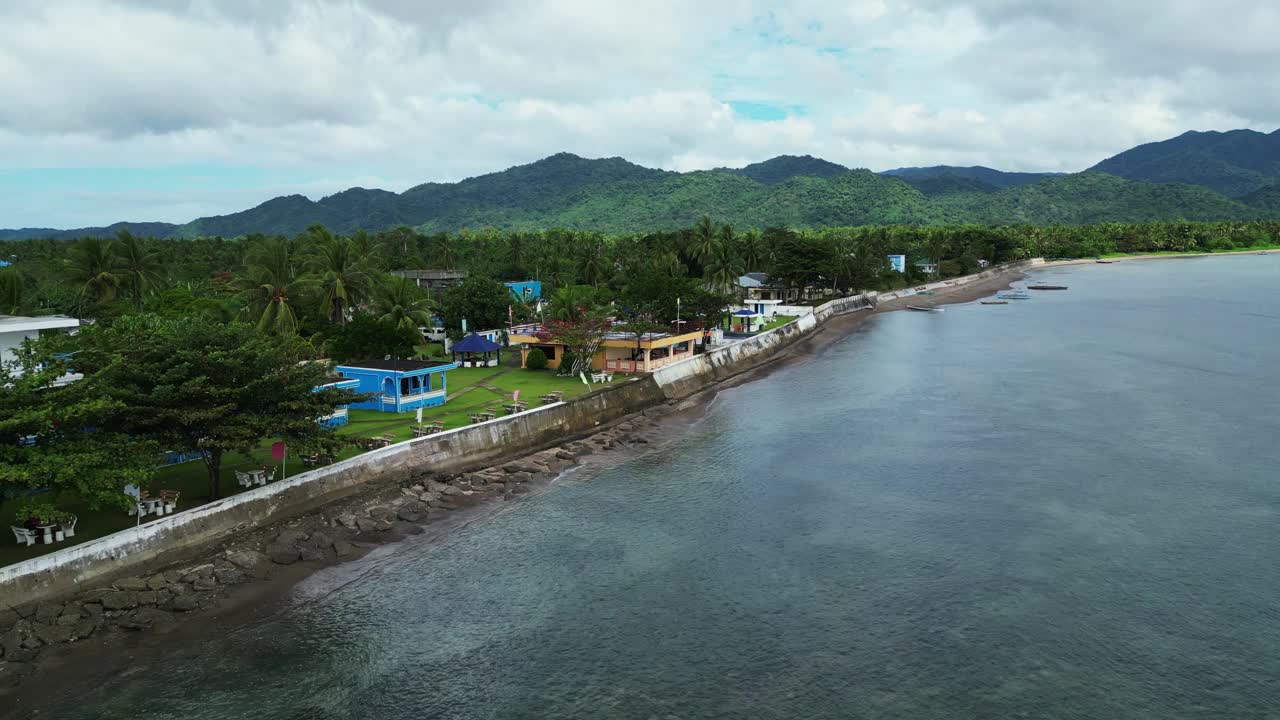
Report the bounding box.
[3,0,1279,228]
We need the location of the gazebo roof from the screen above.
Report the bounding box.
[452,332,501,353]
[732,309,762,317]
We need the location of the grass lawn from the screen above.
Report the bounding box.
[761,315,798,331]
[0,362,622,569]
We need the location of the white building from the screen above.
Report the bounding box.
[0,315,82,385]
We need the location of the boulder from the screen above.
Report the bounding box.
[171,594,201,612]
[81,603,104,619]
[136,591,158,606]
[367,506,395,522]
[266,544,301,565]
[354,516,380,534]
[146,574,170,591]
[225,549,271,578]
[31,622,72,645]
[335,514,359,529]
[54,613,81,627]
[418,491,442,504]
[555,449,577,461]
[428,480,451,493]
[396,505,420,522]
[333,540,355,557]
[1,629,26,658]
[73,618,101,640]
[192,576,219,592]
[408,484,425,494]
[101,592,138,611]
[0,610,17,633]
[299,547,328,562]
[509,472,533,484]
[180,565,215,584]
[274,529,309,547]
[13,606,35,620]
[117,608,175,632]
[306,531,334,550]
[116,576,149,592]
[441,485,464,497]
[214,568,248,585]
[33,603,63,624]
[391,521,424,536]
[374,520,394,532]
[511,484,530,495]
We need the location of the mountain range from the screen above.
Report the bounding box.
[4,128,1280,240]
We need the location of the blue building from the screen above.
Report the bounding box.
[505,280,542,301]
[315,376,362,427]
[334,359,457,413]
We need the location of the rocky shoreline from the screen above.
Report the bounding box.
[0,406,673,697]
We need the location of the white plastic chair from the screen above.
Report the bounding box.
[11,526,35,547]
[235,470,253,488]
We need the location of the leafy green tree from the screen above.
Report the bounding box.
[0,268,23,314]
[68,316,360,500]
[326,313,421,363]
[438,276,511,338]
[304,226,374,325]
[769,229,828,291]
[64,237,121,316]
[238,237,306,335]
[374,275,434,333]
[545,284,599,322]
[114,231,163,310]
[524,347,548,370]
[0,350,156,509]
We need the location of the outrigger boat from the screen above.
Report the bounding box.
[997,293,1031,300]
[1095,260,1113,264]
[1028,284,1068,290]
[980,300,1009,305]
[907,305,943,312]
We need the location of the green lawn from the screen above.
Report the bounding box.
[0,363,620,569]
[762,315,798,331]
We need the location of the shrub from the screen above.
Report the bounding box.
[525,347,548,370]
[557,351,577,375]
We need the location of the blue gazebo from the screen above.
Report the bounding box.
[451,332,502,368]
[731,308,762,334]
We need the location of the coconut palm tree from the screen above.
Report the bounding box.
[114,231,163,310]
[237,237,305,335]
[375,276,434,333]
[303,227,374,325]
[689,215,721,267]
[706,243,744,293]
[577,236,610,288]
[546,285,598,322]
[64,237,121,317]
[0,268,23,314]
[740,229,766,271]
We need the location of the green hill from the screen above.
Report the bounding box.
[1090,129,1280,197]
[7,135,1280,240]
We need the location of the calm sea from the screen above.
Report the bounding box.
[45,256,1280,719]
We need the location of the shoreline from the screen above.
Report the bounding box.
[0,263,1029,707]
[1042,247,1280,267]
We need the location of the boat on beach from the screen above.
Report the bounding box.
[1096,260,1114,264]
[907,305,943,312]
[1028,284,1068,290]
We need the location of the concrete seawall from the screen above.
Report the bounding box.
[0,261,1036,607]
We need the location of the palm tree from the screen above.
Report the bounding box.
[64,237,121,317]
[303,227,374,325]
[740,229,766,271]
[0,268,22,314]
[578,237,609,288]
[706,243,744,293]
[237,237,305,335]
[375,276,434,333]
[433,234,457,269]
[689,215,721,267]
[114,231,163,310]
[546,285,598,322]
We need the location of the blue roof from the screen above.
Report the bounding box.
[452,332,501,353]
[732,309,761,316]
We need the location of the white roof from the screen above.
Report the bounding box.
[0,315,79,334]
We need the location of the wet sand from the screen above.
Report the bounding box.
[1,267,1027,710]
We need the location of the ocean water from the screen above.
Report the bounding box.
[42,257,1280,719]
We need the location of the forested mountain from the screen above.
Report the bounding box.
[881,165,1062,190]
[6,131,1280,240]
[1090,129,1280,197]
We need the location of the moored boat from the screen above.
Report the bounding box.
[1096,260,1113,264]
[980,300,1009,305]
[907,305,943,312]
[1028,284,1068,290]
[997,294,1030,300]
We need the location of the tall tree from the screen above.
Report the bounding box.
[438,276,513,338]
[374,275,434,334]
[304,226,374,325]
[68,316,359,500]
[238,237,305,335]
[0,268,23,314]
[64,237,121,316]
[114,231,163,310]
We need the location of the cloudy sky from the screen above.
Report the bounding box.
[3,0,1278,228]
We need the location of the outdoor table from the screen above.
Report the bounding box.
[503,402,529,414]
[35,524,57,545]
[139,497,165,516]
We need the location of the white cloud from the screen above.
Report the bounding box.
[1,0,1278,226]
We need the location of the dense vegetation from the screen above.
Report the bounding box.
[1090,128,1280,197]
[7,129,1280,241]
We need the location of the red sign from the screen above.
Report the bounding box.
[270,442,286,461]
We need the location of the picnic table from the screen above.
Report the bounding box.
[539,391,565,404]
[411,421,445,437]
[301,453,334,467]
[470,411,498,423]
[502,401,529,414]
[590,372,614,383]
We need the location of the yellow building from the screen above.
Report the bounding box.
[508,325,704,373]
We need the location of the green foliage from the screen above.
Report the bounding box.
[438,276,511,338]
[12,501,73,526]
[68,315,360,499]
[1090,129,1280,197]
[327,314,421,362]
[525,347,548,370]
